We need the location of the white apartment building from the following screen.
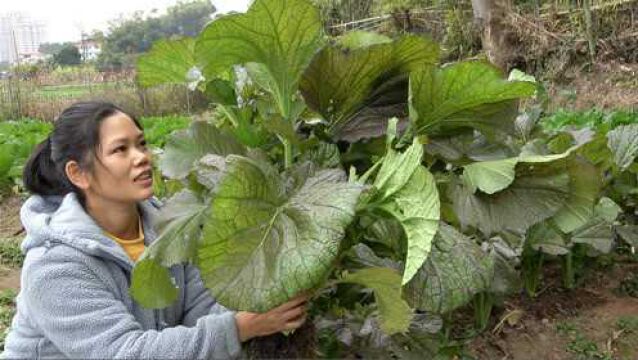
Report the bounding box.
[0,12,46,64]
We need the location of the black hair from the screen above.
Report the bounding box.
[23,101,143,201]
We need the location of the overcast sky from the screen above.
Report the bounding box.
[3,0,251,43]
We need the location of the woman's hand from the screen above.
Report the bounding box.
[234,294,308,342]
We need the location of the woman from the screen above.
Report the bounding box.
[1,102,307,359]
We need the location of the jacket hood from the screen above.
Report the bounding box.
[20,192,161,269]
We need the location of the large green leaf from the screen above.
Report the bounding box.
[369,140,440,284]
[340,267,413,335]
[379,167,440,285]
[616,225,638,248]
[571,218,615,254]
[607,124,638,171]
[425,133,514,163]
[145,190,207,265]
[409,61,536,138]
[404,223,495,314]
[129,259,179,309]
[137,38,197,88]
[130,190,209,308]
[195,0,323,119]
[454,149,584,236]
[462,158,518,194]
[205,78,237,106]
[464,150,600,233]
[198,156,363,311]
[301,33,439,141]
[451,160,571,236]
[526,222,570,256]
[551,158,601,233]
[594,197,622,223]
[373,139,424,200]
[159,121,245,179]
[569,197,621,254]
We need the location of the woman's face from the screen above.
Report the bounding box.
[84,112,154,204]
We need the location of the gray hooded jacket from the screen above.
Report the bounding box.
[1,193,241,359]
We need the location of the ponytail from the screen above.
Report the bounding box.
[23,137,72,196]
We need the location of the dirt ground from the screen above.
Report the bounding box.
[0,195,24,239]
[547,61,638,111]
[0,266,20,292]
[468,262,638,360]
[0,195,23,292]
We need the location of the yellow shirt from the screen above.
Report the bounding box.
[105,218,145,262]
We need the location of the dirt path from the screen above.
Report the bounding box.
[0,266,20,291]
[0,196,23,239]
[0,196,23,293]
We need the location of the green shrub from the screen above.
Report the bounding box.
[540,108,637,133]
[140,116,191,148]
[0,119,52,195]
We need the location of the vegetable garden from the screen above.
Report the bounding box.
[1,0,637,358]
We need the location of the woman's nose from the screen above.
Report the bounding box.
[133,148,150,166]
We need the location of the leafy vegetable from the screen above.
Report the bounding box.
[196,0,323,119]
[607,124,638,171]
[365,139,440,285]
[409,61,536,138]
[339,267,413,334]
[404,223,495,314]
[301,33,439,141]
[198,156,363,311]
[137,38,198,88]
[160,121,245,179]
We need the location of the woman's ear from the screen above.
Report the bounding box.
[65,161,90,190]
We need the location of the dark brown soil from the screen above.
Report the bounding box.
[245,319,316,359]
[513,287,606,320]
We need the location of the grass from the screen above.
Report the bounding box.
[555,321,613,360]
[0,237,23,268]
[34,83,126,100]
[616,316,638,333]
[615,316,638,359]
[615,272,638,298]
[0,289,17,350]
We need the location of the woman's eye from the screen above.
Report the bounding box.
[114,146,126,153]
[140,140,147,147]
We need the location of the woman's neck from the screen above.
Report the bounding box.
[85,197,140,240]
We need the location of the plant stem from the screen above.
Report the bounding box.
[522,249,544,298]
[562,252,575,289]
[473,292,494,331]
[282,137,292,170]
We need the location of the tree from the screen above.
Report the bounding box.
[471,0,512,70]
[96,0,216,70]
[53,44,82,66]
[39,42,67,56]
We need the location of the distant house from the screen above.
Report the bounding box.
[74,38,101,61]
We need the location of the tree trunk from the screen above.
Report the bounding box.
[471,0,513,71]
[582,0,597,64]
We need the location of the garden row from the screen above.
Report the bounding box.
[124,0,638,357]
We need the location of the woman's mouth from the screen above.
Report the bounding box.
[134,170,153,187]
